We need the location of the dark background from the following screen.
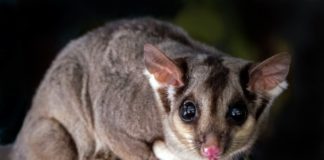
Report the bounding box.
[1,0,323,159]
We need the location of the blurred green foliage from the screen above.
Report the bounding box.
[175,2,225,45]
[173,0,258,60]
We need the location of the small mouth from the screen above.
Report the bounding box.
[207,155,221,160]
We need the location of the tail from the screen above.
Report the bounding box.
[0,144,12,160]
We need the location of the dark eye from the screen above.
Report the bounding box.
[227,104,248,125]
[179,101,197,122]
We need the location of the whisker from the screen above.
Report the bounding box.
[175,142,200,155]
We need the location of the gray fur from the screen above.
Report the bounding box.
[9,18,289,160]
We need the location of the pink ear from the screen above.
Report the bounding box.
[248,53,291,92]
[144,44,184,87]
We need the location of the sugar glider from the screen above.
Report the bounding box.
[10,18,291,160]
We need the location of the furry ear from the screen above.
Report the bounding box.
[144,44,184,88]
[248,53,291,97]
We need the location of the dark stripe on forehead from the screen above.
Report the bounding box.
[239,63,256,101]
[157,88,170,113]
[255,97,269,120]
[204,57,230,115]
[174,58,189,98]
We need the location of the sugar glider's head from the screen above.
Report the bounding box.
[143,44,291,160]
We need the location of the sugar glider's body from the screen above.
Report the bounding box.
[10,18,290,160]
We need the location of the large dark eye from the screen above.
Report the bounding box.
[227,103,248,125]
[179,101,197,122]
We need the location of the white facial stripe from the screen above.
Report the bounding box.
[143,69,166,89]
[143,69,167,113]
[144,69,177,109]
[167,86,176,103]
[267,81,288,98]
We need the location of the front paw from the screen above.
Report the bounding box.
[153,140,180,160]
